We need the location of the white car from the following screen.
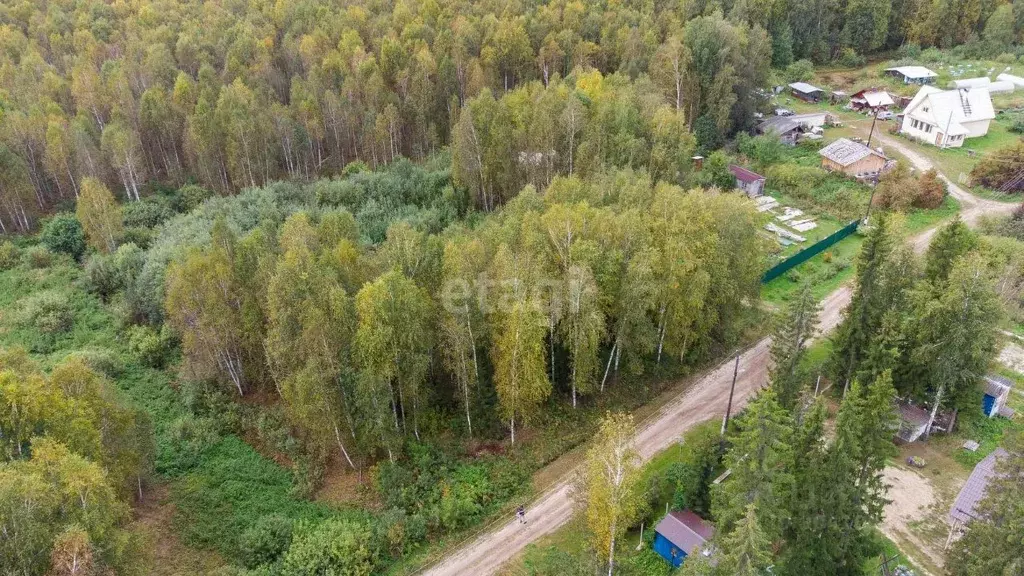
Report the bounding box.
[877,111,894,120]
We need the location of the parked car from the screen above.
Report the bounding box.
[775,108,794,116]
[877,111,895,120]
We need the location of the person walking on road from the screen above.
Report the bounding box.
[516,505,526,525]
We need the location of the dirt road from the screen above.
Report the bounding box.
[420,136,1020,576]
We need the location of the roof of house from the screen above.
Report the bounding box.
[758,116,801,135]
[984,375,1013,399]
[899,403,931,428]
[655,510,714,556]
[886,66,938,79]
[904,86,995,135]
[950,448,1009,524]
[729,165,765,183]
[851,89,895,107]
[818,138,885,166]
[789,82,824,94]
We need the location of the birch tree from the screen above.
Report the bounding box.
[354,270,432,447]
[582,413,644,576]
[75,178,122,254]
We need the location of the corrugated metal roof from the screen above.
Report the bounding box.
[817,138,884,166]
[984,375,1012,399]
[789,82,824,94]
[654,510,714,555]
[886,66,938,79]
[758,116,801,135]
[949,449,1009,524]
[729,165,765,184]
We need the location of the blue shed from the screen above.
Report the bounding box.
[653,510,714,568]
[983,375,1013,418]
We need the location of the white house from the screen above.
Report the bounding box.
[899,86,994,148]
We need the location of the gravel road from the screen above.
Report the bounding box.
[419,134,1020,576]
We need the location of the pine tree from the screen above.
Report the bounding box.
[768,282,820,410]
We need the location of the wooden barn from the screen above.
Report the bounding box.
[789,82,824,102]
[817,138,887,178]
[653,510,714,568]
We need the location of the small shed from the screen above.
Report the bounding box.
[886,66,938,85]
[896,402,932,443]
[653,510,714,568]
[758,116,802,145]
[982,375,1014,418]
[790,111,829,130]
[729,165,766,197]
[789,82,825,102]
[850,88,896,112]
[818,137,887,178]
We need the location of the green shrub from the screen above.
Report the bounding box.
[119,226,154,249]
[996,52,1017,63]
[289,453,326,499]
[126,324,174,368]
[281,519,381,576]
[785,59,815,82]
[239,515,294,568]
[64,348,125,378]
[172,184,214,213]
[18,290,74,335]
[374,508,427,557]
[84,253,119,300]
[23,245,53,268]
[0,241,20,270]
[836,48,865,67]
[123,199,173,228]
[40,213,86,260]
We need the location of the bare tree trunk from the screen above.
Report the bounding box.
[333,423,356,469]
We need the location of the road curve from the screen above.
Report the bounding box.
[420,136,1020,576]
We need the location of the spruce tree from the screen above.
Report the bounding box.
[713,388,794,540]
[718,504,773,576]
[768,282,820,411]
[924,216,977,286]
[830,214,896,392]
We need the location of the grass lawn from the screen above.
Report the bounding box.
[761,231,862,305]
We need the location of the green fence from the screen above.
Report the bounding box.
[762,219,861,283]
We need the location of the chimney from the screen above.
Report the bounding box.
[692,155,704,171]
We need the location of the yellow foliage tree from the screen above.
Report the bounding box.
[75,177,122,253]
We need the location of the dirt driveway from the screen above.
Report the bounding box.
[881,466,944,575]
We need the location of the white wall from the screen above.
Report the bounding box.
[901,115,938,145]
[962,119,991,138]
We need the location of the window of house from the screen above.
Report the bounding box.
[923,106,929,112]
[925,124,933,133]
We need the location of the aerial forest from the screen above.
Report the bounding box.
[1,0,1022,575]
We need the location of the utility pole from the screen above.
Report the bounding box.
[865,109,879,148]
[721,352,740,436]
[877,552,900,576]
[864,108,881,223]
